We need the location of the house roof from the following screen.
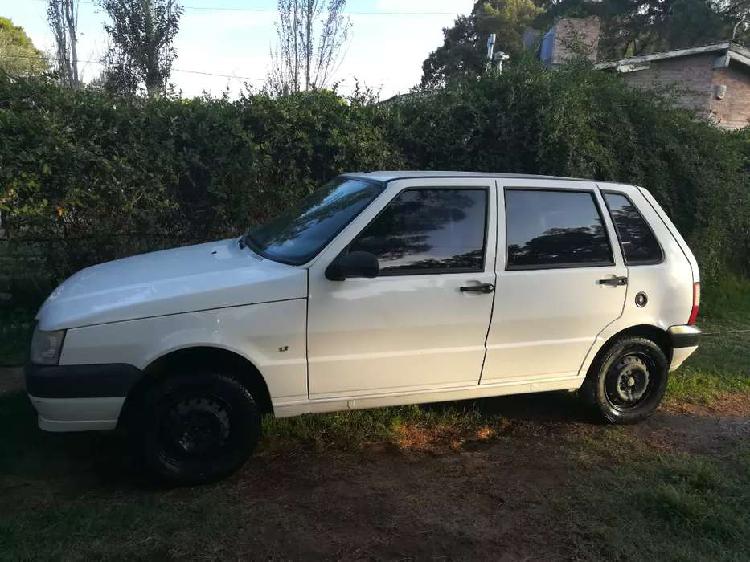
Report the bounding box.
[595,42,750,72]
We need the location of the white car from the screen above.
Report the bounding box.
[26,172,701,483]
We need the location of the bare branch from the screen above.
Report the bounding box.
[47,0,79,87]
[268,0,350,95]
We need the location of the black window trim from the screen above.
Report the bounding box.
[342,184,492,277]
[602,189,665,267]
[503,187,617,272]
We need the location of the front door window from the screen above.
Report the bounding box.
[349,188,488,275]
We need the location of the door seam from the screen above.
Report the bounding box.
[478,180,501,385]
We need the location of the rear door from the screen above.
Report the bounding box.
[481,179,628,385]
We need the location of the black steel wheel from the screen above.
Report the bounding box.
[582,336,669,424]
[132,372,261,485]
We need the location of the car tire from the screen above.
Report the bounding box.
[131,372,261,485]
[581,336,669,424]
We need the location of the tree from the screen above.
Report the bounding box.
[717,0,750,40]
[0,17,48,77]
[267,0,351,95]
[421,15,485,89]
[47,0,79,87]
[540,0,748,58]
[421,0,543,88]
[99,0,183,97]
[422,0,750,87]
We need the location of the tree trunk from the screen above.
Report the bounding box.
[64,0,78,87]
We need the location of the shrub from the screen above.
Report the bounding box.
[383,58,750,277]
[0,61,747,302]
[0,81,401,283]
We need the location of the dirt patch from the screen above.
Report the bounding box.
[666,392,750,417]
[194,402,750,559]
[226,434,578,560]
[392,420,510,454]
[1,387,749,559]
[633,410,750,456]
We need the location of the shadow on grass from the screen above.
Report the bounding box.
[0,392,153,492]
[422,390,597,424]
[0,388,597,492]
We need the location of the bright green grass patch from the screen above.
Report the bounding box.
[667,278,750,405]
[565,434,750,562]
[667,327,750,404]
[261,401,508,453]
[701,276,750,326]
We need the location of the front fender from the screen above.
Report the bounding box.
[59,299,308,403]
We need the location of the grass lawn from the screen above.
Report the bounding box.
[0,280,748,559]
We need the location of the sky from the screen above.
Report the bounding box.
[1,0,474,98]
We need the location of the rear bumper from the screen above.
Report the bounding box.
[25,363,143,432]
[667,325,701,371]
[668,325,701,348]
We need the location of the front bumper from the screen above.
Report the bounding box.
[667,325,701,371]
[25,363,143,432]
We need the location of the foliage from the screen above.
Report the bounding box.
[423,0,750,86]
[0,61,748,298]
[47,0,80,87]
[0,17,48,77]
[267,0,351,95]
[0,78,401,283]
[421,0,543,88]
[542,0,747,59]
[390,59,750,278]
[99,0,183,97]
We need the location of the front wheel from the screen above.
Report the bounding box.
[581,336,669,424]
[131,372,261,485]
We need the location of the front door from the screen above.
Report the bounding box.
[481,180,628,384]
[307,179,497,399]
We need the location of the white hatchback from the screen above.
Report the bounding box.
[27,172,701,483]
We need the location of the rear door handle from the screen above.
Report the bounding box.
[460,283,495,294]
[598,276,628,287]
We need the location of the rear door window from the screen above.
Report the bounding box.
[603,192,663,265]
[505,189,614,269]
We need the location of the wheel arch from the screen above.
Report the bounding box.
[584,324,672,380]
[120,346,275,427]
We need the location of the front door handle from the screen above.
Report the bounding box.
[598,276,628,287]
[460,283,495,294]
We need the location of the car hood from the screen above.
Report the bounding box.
[36,238,308,331]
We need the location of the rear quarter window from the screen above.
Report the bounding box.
[603,192,664,265]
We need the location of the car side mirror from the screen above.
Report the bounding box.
[325,251,379,281]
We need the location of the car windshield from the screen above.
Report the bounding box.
[243,177,385,265]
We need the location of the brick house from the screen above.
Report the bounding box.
[595,42,750,130]
[531,17,750,129]
[538,16,602,67]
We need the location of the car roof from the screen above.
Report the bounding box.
[341,171,589,182]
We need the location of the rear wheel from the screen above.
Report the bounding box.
[582,336,669,424]
[131,372,261,485]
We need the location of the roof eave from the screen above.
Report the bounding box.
[595,42,738,71]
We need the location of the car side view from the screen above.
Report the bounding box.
[26,172,701,484]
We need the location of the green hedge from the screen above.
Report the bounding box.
[386,60,750,277]
[1,59,748,304]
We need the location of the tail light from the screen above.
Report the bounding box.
[688,282,700,325]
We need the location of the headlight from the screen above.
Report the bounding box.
[30,328,66,365]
